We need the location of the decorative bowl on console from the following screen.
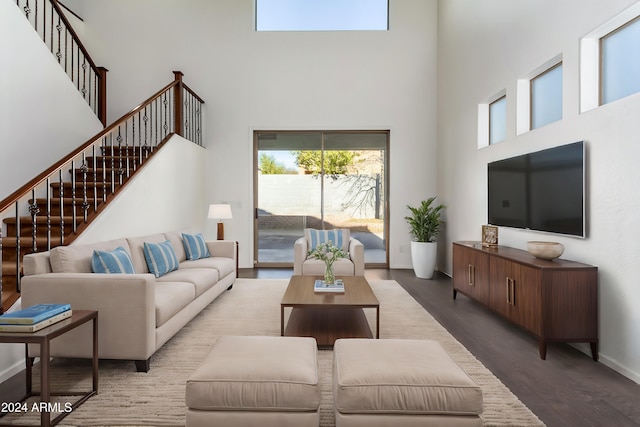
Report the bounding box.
[527,241,564,260]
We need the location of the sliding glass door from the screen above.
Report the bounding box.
[254,131,388,267]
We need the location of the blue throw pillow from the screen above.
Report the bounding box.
[305,228,350,252]
[143,240,179,278]
[91,247,135,274]
[182,233,211,261]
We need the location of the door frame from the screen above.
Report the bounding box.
[253,130,390,268]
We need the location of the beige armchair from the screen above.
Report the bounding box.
[293,228,365,276]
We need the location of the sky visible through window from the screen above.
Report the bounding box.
[256,0,389,31]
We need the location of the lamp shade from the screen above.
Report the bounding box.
[208,204,233,220]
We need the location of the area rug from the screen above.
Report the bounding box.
[4,279,544,426]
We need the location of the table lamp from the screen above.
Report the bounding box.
[208,204,233,240]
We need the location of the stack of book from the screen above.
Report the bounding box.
[0,303,72,333]
[314,279,345,293]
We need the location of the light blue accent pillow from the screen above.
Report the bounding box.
[305,228,350,252]
[182,233,211,261]
[143,240,179,278]
[91,246,135,274]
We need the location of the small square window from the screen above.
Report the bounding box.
[531,63,562,129]
[489,96,506,145]
[601,16,640,105]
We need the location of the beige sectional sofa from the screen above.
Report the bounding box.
[20,231,237,372]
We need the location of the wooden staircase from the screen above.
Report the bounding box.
[1,145,150,308]
[1,71,205,313]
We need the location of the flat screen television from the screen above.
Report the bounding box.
[487,141,585,237]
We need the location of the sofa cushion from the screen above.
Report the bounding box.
[182,233,211,261]
[163,231,188,263]
[157,268,219,297]
[305,228,350,252]
[180,257,235,278]
[50,238,131,273]
[143,240,180,278]
[91,247,135,274]
[333,339,483,416]
[186,336,320,412]
[154,281,196,327]
[127,234,167,273]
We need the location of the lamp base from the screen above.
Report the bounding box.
[217,222,224,240]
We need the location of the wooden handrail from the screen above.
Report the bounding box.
[50,0,100,77]
[0,78,179,213]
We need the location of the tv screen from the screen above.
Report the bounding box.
[488,141,585,237]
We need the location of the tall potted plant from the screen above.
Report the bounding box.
[405,197,445,279]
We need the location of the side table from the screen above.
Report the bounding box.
[0,310,98,427]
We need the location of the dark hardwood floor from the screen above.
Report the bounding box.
[2,268,639,426]
[240,267,640,427]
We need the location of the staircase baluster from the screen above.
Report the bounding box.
[49,0,53,53]
[163,92,168,140]
[155,98,159,147]
[15,202,21,293]
[59,169,64,244]
[102,137,107,203]
[110,133,116,194]
[71,159,77,232]
[81,153,89,222]
[143,106,149,153]
[29,189,39,253]
[93,145,98,212]
[46,177,51,250]
[117,131,124,185]
[55,13,61,63]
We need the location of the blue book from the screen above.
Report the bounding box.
[0,303,71,325]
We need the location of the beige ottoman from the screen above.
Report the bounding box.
[333,339,483,427]
[186,335,321,427]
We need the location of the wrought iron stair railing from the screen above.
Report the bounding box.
[0,71,204,313]
[15,0,107,125]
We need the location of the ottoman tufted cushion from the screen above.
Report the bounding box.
[333,339,483,416]
[186,335,320,412]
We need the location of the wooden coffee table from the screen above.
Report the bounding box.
[280,276,379,348]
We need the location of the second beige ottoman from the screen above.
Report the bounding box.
[186,335,321,427]
[333,338,483,427]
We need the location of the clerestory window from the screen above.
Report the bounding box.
[255,0,389,31]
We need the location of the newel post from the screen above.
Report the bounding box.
[173,71,184,137]
[97,67,108,127]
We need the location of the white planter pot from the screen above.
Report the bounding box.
[410,241,437,279]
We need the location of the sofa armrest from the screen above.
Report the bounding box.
[206,239,237,260]
[349,238,365,276]
[293,237,308,275]
[21,273,156,360]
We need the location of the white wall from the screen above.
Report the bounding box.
[74,135,207,244]
[437,0,640,383]
[76,0,439,269]
[0,0,103,200]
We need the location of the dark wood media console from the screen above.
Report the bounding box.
[452,241,598,360]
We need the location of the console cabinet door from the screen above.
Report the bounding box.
[489,256,510,318]
[489,257,542,334]
[453,244,490,305]
[509,263,542,336]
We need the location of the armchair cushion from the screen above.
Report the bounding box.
[304,228,350,253]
